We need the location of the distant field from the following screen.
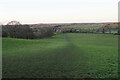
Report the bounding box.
[62,24,103,29]
[2,33,118,78]
[62,24,118,29]
[61,24,118,33]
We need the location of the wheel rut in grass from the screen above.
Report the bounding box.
[37,34,90,78]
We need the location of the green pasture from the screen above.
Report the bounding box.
[2,33,118,78]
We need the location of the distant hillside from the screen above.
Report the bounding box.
[26,22,118,27]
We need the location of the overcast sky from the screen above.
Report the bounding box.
[0,0,119,24]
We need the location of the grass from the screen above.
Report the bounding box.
[2,33,118,78]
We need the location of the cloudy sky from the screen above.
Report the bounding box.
[0,0,119,24]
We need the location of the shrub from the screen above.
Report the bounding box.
[2,29,8,37]
[31,26,54,39]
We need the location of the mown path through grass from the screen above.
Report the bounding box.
[2,33,118,78]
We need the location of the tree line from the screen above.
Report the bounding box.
[2,25,54,39]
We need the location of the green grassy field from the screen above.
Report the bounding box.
[2,33,118,78]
